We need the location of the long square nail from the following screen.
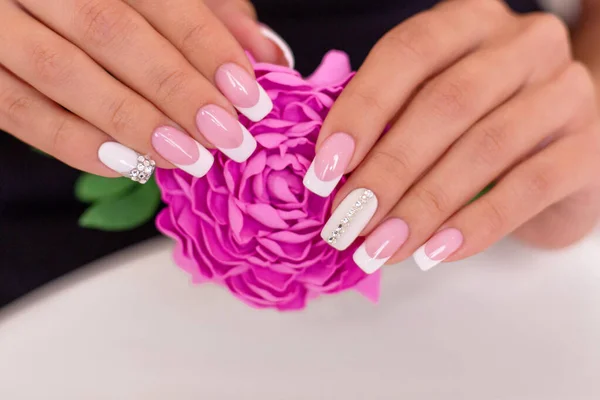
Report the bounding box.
[353,218,409,274]
[321,188,378,251]
[304,132,355,197]
[215,63,273,122]
[151,126,214,177]
[413,228,464,271]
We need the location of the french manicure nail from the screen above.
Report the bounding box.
[97,142,156,184]
[353,218,410,274]
[259,25,295,69]
[321,188,378,251]
[303,132,355,197]
[413,228,464,271]
[195,105,257,162]
[151,126,214,177]
[215,63,273,122]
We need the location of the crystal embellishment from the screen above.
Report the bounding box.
[326,189,374,245]
[129,154,156,184]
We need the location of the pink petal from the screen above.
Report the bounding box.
[246,203,289,229]
[306,50,352,87]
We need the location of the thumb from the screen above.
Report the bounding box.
[206,0,294,68]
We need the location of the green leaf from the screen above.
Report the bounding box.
[75,173,135,203]
[78,179,161,231]
[31,147,51,157]
[470,182,495,204]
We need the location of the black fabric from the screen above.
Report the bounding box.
[0,0,541,306]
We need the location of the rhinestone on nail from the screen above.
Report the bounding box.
[326,189,374,246]
[128,154,156,184]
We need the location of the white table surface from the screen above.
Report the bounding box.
[0,228,599,399]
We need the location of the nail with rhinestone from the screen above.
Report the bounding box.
[321,188,378,251]
[98,142,156,184]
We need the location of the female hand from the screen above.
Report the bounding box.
[0,0,292,182]
[304,0,600,272]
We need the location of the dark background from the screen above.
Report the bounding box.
[0,0,540,306]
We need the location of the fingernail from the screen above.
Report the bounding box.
[321,189,378,251]
[259,25,295,69]
[151,126,214,177]
[303,132,355,197]
[353,218,410,274]
[215,63,273,122]
[195,105,257,162]
[98,142,156,184]
[413,228,464,271]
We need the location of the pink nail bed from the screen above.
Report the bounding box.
[151,126,214,178]
[152,126,199,166]
[414,228,464,271]
[303,132,355,197]
[215,63,260,108]
[353,218,409,274]
[314,133,355,181]
[196,105,243,149]
[365,218,410,260]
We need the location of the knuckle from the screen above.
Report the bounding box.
[377,13,437,62]
[524,168,554,199]
[0,89,34,125]
[75,0,137,48]
[344,89,390,119]
[49,117,73,160]
[412,183,452,216]
[179,20,212,53]
[30,43,74,84]
[149,67,189,105]
[529,13,570,48]
[423,76,473,120]
[105,96,138,136]
[470,120,509,168]
[369,145,413,179]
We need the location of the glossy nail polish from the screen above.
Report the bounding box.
[321,188,378,251]
[215,63,273,122]
[353,218,410,274]
[97,142,156,184]
[413,228,464,271]
[303,132,355,197]
[195,105,257,162]
[151,126,214,177]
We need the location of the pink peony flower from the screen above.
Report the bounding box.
[156,51,381,311]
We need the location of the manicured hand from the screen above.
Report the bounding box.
[304,0,600,272]
[0,0,292,182]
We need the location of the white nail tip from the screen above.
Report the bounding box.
[218,124,257,163]
[175,142,214,178]
[98,142,139,175]
[236,84,273,122]
[303,162,341,197]
[259,25,296,69]
[353,244,389,274]
[413,245,442,271]
[321,188,378,251]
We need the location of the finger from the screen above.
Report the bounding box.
[124,0,275,119]
[205,0,294,67]
[365,62,595,273]
[0,65,115,176]
[18,0,263,162]
[0,4,214,177]
[303,0,511,198]
[413,129,599,271]
[321,14,570,252]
